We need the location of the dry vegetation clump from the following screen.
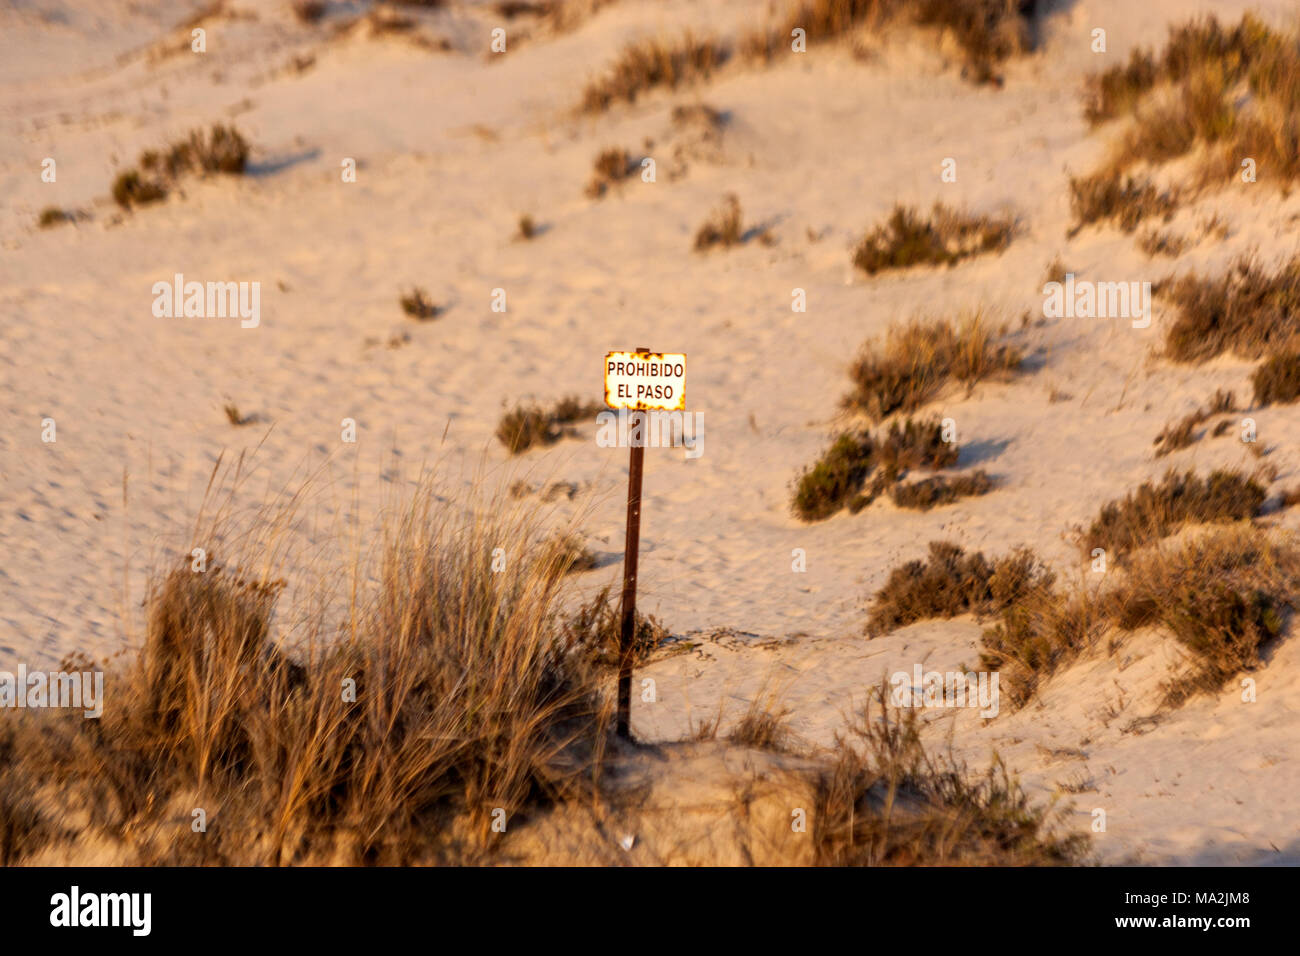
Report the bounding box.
[1251,351,1300,406]
[37,207,74,229]
[496,396,605,454]
[585,147,635,198]
[866,541,1050,636]
[792,417,957,521]
[1078,468,1267,564]
[1080,15,1300,219]
[543,532,599,574]
[890,471,994,510]
[843,313,1021,421]
[1161,255,1300,363]
[579,32,729,113]
[811,685,1086,865]
[399,287,440,320]
[1137,228,1188,258]
[0,479,609,865]
[693,193,747,250]
[852,203,1014,275]
[561,583,668,669]
[743,0,1041,86]
[517,214,538,240]
[1152,388,1236,456]
[1106,525,1299,706]
[728,690,794,752]
[291,0,328,23]
[111,124,250,209]
[1066,171,1178,235]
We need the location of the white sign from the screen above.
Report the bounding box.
[604,351,686,411]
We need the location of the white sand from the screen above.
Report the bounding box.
[2,0,1299,863]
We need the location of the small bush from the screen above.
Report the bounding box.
[561,584,668,669]
[852,203,1013,275]
[1108,525,1298,706]
[811,686,1087,865]
[1067,171,1177,235]
[580,33,728,113]
[1079,468,1267,562]
[792,418,958,521]
[111,124,250,209]
[496,396,604,454]
[844,313,1021,421]
[891,471,994,510]
[37,207,73,228]
[866,541,1051,636]
[585,147,634,198]
[693,193,744,251]
[517,214,537,240]
[1162,255,1300,362]
[979,585,1103,707]
[399,287,440,320]
[1252,352,1300,406]
[1152,389,1236,456]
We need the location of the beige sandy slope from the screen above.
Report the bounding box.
[2,0,1299,863]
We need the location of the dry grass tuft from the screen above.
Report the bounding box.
[1079,468,1267,564]
[1162,255,1300,362]
[693,193,746,250]
[867,541,1050,636]
[580,32,728,113]
[1252,351,1300,406]
[112,124,250,209]
[399,287,440,320]
[811,683,1086,865]
[1107,525,1299,706]
[843,312,1021,421]
[0,475,609,864]
[852,203,1014,275]
[1152,389,1236,456]
[561,583,668,669]
[585,147,635,198]
[1067,171,1177,236]
[890,471,994,510]
[496,396,605,454]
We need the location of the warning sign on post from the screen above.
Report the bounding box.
[604,351,686,412]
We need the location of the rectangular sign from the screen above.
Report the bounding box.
[604,351,686,411]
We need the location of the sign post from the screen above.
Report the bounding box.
[604,347,687,740]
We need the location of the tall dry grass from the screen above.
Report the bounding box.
[0,469,610,865]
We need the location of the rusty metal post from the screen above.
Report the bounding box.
[616,347,650,740]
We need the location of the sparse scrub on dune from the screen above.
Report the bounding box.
[1081,15,1300,207]
[743,0,1041,86]
[579,32,728,113]
[1137,228,1188,258]
[1079,468,1267,563]
[728,690,794,752]
[399,287,440,320]
[496,396,605,454]
[852,203,1014,275]
[0,479,609,865]
[1162,255,1300,363]
[843,313,1021,421]
[561,583,668,669]
[1107,525,1299,707]
[1253,352,1300,406]
[811,684,1086,865]
[1067,171,1177,236]
[111,124,250,209]
[866,541,1050,636]
[291,0,328,24]
[585,147,634,198]
[792,417,958,521]
[891,471,994,510]
[37,207,74,229]
[1152,389,1236,457]
[693,193,752,250]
